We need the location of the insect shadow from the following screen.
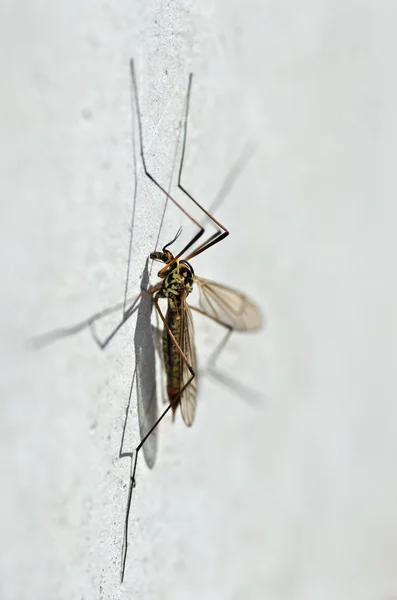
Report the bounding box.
[28,68,171,471]
[30,48,195,468]
[118,258,158,469]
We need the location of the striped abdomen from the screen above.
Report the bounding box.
[162,305,183,418]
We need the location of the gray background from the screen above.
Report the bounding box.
[1,1,397,599]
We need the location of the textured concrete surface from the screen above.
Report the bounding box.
[1,1,397,599]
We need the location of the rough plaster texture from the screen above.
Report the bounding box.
[1,1,397,599]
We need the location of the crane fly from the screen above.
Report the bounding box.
[121,60,263,582]
[148,226,263,427]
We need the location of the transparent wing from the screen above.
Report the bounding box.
[195,277,263,331]
[179,299,198,426]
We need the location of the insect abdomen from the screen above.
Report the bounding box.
[163,307,183,416]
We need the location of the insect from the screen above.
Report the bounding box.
[121,60,264,582]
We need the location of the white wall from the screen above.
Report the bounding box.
[1,1,397,599]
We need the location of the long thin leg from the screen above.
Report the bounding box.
[121,401,173,583]
[153,295,194,374]
[149,114,183,277]
[152,323,167,404]
[178,74,229,261]
[121,295,196,583]
[129,59,205,265]
[184,229,222,261]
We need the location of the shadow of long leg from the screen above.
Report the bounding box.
[89,294,143,349]
[29,291,144,350]
[189,305,266,406]
[206,367,266,407]
[122,64,140,316]
[206,142,256,220]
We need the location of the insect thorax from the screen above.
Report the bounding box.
[162,260,194,306]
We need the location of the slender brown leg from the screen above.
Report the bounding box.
[177,73,229,261]
[153,295,194,374]
[129,59,205,265]
[121,294,196,583]
[185,230,223,261]
[177,81,255,261]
